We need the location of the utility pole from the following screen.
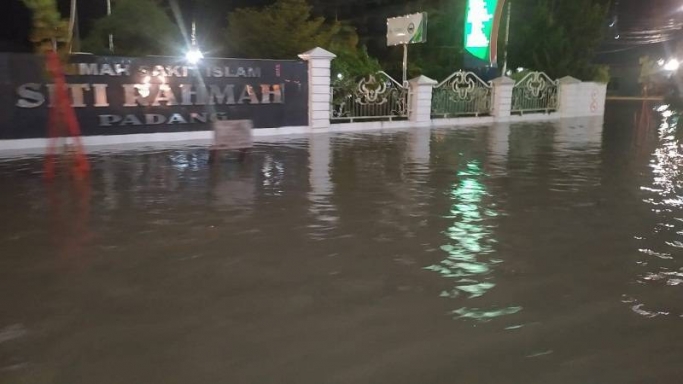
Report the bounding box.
[402,44,408,86]
[107,0,114,53]
[191,21,197,47]
[502,1,512,75]
[68,0,77,53]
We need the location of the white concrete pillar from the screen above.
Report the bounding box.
[559,76,581,117]
[491,76,515,119]
[408,75,438,125]
[583,82,607,117]
[298,47,336,129]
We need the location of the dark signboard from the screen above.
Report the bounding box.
[0,53,309,140]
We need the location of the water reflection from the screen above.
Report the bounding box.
[261,154,286,194]
[47,173,93,270]
[487,123,510,176]
[629,112,683,318]
[208,157,256,212]
[307,133,338,239]
[633,101,657,158]
[426,160,521,320]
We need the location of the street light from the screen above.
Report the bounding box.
[186,48,203,64]
[664,58,680,71]
[185,21,203,64]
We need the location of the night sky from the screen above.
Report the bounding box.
[1,0,682,53]
[0,0,269,52]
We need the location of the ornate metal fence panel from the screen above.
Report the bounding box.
[331,72,410,122]
[511,72,559,114]
[431,71,492,118]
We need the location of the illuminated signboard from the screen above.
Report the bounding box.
[464,0,503,64]
[0,54,308,139]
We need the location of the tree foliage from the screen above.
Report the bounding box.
[227,0,380,80]
[20,0,69,53]
[82,0,181,56]
[410,0,467,80]
[65,0,609,82]
[327,23,381,81]
[331,44,382,85]
[307,0,610,81]
[508,0,610,81]
[226,0,340,59]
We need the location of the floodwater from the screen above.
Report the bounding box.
[1,104,682,383]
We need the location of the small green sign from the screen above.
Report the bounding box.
[387,13,428,46]
[464,0,499,62]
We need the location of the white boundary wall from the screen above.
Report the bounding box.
[0,47,608,152]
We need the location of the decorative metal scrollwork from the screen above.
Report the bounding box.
[331,72,409,122]
[525,72,548,97]
[432,71,492,118]
[356,75,388,104]
[449,71,479,100]
[512,72,559,114]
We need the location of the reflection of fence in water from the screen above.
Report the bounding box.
[511,72,559,114]
[432,71,492,118]
[331,72,409,122]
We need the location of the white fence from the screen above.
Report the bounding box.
[308,43,605,129]
[431,71,492,118]
[0,47,609,151]
[511,72,560,114]
[326,68,604,132]
[331,71,410,123]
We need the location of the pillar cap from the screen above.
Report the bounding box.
[559,76,581,84]
[298,47,337,61]
[409,75,438,86]
[491,76,516,86]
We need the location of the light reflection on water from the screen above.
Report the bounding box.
[426,160,521,321]
[629,113,683,318]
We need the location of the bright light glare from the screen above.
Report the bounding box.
[656,105,670,112]
[662,110,674,118]
[186,48,204,64]
[664,59,679,71]
[137,75,152,97]
[658,59,665,66]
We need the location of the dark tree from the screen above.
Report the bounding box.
[508,0,611,81]
[82,0,181,56]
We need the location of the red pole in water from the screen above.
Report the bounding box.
[44,51,90,180]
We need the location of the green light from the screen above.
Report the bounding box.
[464,0,499,62]
[425,159,521,321]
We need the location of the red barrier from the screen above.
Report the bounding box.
[44,51,90,180]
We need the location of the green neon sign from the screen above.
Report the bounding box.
[464,0,499,62]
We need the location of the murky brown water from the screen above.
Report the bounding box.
[1,105,682,383]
